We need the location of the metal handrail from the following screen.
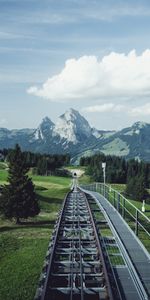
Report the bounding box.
[104,183,150,222]
[80,183,150,241]
[82,188,149,300]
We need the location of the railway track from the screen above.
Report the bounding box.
[35,187,121,300]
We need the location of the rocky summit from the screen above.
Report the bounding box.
[0,108,150,162]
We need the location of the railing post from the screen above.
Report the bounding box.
[122,198,125,219]
[107,186,109,201]
[135,210,139,236]
[96,182,98,191]
[113,191,115,207]
[117,193,120,212]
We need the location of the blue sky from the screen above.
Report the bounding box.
[1,0,150,130]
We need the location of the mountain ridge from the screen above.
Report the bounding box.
[0,108,150,162]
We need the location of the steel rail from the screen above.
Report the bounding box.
[77,193,84,300]
[35,187,119,300]
[83,192,115,300]
[70,205,74,300]
[40,191,71,300]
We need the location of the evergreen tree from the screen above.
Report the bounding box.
[37,157,47,175]
[126,175,147,201]
[0,144,40,223]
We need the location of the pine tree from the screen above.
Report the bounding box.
[0,144,40,223]
[37,157,47,175]
[126,175,146,201]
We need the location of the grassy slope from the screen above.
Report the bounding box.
[0,167,71,300]
[78,173,93,184]
[110,183,150,218]
[0,169,8,184]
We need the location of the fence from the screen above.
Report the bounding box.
[80,182,150,251]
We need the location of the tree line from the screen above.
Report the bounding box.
[80,154,150,201]
[0,148,70,176]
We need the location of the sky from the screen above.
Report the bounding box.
[1,0,150,130]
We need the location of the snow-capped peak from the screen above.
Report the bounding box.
[61,108,78,121]
[122,121,148,136]
[40,116,54,127]
[133,121,147,129]
[53,108,92,144]
[34,116,54,140]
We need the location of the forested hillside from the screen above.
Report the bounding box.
[80,154,150,200]
[0,148,70,176]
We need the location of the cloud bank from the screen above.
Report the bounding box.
[129,103,150,116]
[28,49,150,103]
[83,102,150,117]
[82,103,125,113]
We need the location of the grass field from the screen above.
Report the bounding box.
[0,163,150,298]
[0,166,71,300]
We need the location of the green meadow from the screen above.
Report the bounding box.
[0,164,71,300]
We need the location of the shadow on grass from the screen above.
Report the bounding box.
[37,193,63,205]
[35,186,48,191]
[0,222,55,233]
[20,220,55,225]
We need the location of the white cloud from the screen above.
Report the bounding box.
[129,103,150,116]
[0,118,7,126]
[28,49,150,102]
[84,102,150,117]
[82,103,125,113]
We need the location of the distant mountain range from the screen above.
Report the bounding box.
[0,108,150,163]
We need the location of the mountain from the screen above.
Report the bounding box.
[53,109,92,144]
[0,109,150,162]
[34,117,54,141]
[104,121,150,161]
[74,121,150,163]
[0,128,34,150]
